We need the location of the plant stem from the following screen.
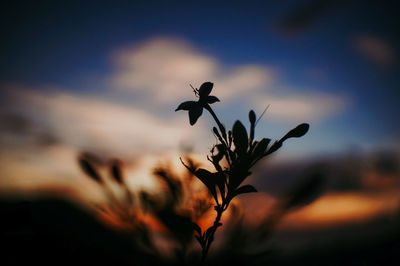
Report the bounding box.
[204,105,226,142]
[199,105,233,264]
[204,104,233,165]
[200,206,224,265]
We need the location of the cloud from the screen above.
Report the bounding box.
[215,65,273,100]
[3,85,208,158]
[0,37,349,163]
[111,38,218,102]
[111,37,275,104]
[110,37,348,122]
[353,35,397,67]
[0,84,213,196]
[0,36,350,194]
[253,92,348,122]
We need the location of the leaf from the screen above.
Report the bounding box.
[211,144,225,164]
[214,172,227,200]
[234,184,257,196]
[252,138,270,159]
[252,140,258,149]
[205,227,215,240]
[192,222,202,236]
[198,82,213,98]
[175,101,197,111]
[232,120,248,154]
[206,95,220,104]
[78,157,102,183]
[280,123,310,142]
[195,235,203,245]
[215,144,226,156]
[229,170,252,191]
[188,102,203,125]
[194,168,217,202]
[267,141,282,154]
[194,169,226,203]
[110,159,123,184]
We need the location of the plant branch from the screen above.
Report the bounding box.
[204,104,233,166]
[200,206,224,265]
[204,104,227,143]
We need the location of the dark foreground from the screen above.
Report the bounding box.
[1,196,399,266]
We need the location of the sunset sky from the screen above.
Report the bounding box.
[0,0,399,233]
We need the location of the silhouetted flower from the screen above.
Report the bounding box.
[175,82,219,125]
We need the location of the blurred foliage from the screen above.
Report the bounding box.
[75,82,326,265]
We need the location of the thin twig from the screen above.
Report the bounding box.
[255,104,270,126]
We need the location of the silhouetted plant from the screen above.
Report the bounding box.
[78,152,214,264]
[139,164,214,264]
[79,154,136,225]
[76,82,314,265]
[176,82,310,264]
[78,152,162,262]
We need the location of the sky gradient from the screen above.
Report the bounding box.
[0,0,399,233]
[1,1,399,156]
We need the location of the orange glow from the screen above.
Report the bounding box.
[278,191,400,229]
[96,206,167,232]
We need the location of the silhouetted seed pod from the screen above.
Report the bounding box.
[78,157,102,183]
[249,110,256,141]
[249,110,256,125]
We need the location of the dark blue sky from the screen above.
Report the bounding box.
[1,0,399,156]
